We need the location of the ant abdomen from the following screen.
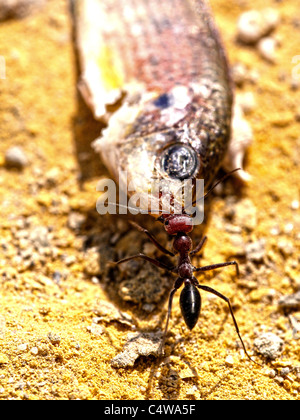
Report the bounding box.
[180,280,201,330]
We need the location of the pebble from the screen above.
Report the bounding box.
[284,223,294,234]
[237,8,280,44]
[257,37,278,63]
[30,347,39,355]
[44,167,61,187]
[82,247,101,276]
[225,355,235,367]
[267,369,276,378]
[290,200,299,210]
[277,239,294,257]
[186,385,199,397]
[47,332,61,345]
[280,367,290,377]
[68,212,86,231]
[253,332,284,360]
[93,300,134,327]
[245,239,266,262]
[278,291,300,311]
[110,332,162,368]
[87,323,104,336]
[4,146,28,169]
[0,354,9,364]
[17,343,28,352]
[270,226,280,236]
[231,63,248,86]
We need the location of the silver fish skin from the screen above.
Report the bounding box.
[74,0,234,214]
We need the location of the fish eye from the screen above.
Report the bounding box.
[159,144,199,180]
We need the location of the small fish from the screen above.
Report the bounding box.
[73,0,249,213]
[72,1,259,365]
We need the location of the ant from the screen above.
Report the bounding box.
[113,171,261,366]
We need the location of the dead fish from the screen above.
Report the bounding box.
[73,0,250,213]
[72,2,259,365]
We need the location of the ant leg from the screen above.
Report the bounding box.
[194,260,240,277]
[195,281,261,366]
[190,235,207,256]
[114,253,175,272]
[129,221,174,256]
[159,277,184,354]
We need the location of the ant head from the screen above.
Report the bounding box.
[158,213,193,235]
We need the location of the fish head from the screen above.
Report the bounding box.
[94,85,205,216]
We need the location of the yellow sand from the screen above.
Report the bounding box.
[0,0,299,400]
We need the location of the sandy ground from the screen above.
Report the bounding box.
[0,0,299,400]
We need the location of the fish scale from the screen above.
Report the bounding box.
[74,0,234,213]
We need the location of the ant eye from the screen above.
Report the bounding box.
[160,144,199,180]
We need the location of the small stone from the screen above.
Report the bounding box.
[237,8,280,44]
[290,200,299,210]
[186,385,199,397]
[87,323,104,336]
[63,255,76,266]
[83,247,101,276]
[17,343,28,352]
[270,226,280,236]
[68,212,86,231]
[93,300,134,327]
[284,223,294,234]
[245,239,266,262]
[280,367,290,377]
[267,369,276,378]
[225,355,235,366]
[47,332,61,345]
[45,167,61,187]
[179,365,198,379]
[30,347,39,355]
[257,37,277,63]
[231,63,248,86]
[277,239,294,257]
[111,331,162,368]
[0,354,9,364]
[254,332,284,360]
[274,376,284,385]
[278,291,300,311]
[4,146,28,169]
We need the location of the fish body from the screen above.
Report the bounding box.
[73,0,234,213]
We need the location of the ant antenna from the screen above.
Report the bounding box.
[184,168,241,212]
[202,168,241,201]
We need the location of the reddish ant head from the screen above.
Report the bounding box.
[161,214,193,235]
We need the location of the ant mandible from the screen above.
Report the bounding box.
[114,171,260,366]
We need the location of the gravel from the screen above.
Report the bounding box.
[237,8,280,44]
[253,332,284,360]
[4,146,28,169]
[110,331,162,368]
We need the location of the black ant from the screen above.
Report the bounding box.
[113,171,261,366]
